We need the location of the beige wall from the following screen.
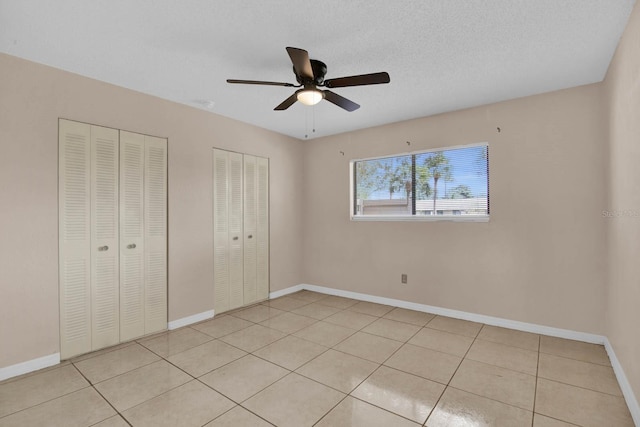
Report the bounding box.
[302,84,608,334]
[0,53,304,368]
[604,0,640,405]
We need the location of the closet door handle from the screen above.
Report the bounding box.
[232,236,239,241]
[247,235,253,239]
[98,246,109,251]
[127,243,136,249]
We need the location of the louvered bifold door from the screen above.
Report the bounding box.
[90,125,120,350]
[256,156,269,301]
[243,155,258,305]
[228,152,244,310]
[143,136,167,334]
[59,119,92,359]
[119,131,145,341]
[213,149,230,313]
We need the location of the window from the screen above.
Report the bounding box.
[351,143,489,221]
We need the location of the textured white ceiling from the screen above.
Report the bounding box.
[0,0,635,140]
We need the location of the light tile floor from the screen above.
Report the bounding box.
[0,290,635,427]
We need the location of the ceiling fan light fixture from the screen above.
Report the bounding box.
[296,89,323,106]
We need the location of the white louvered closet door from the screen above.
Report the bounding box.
[59,120,92,359]
[119,131,146,341]
[143,136,167,334]
[213,149,245,313]
[228,151,244,310]
[256,156,269,301]
[213,149,268,313]
[213,149,230,313]
[243,155,258,305]
[90,125,120,350]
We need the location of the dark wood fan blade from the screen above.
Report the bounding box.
[274,93,298,110]
[324,72,390,88]
[323,90,360,112]
[227,79,296,87]
[286,47,314,80]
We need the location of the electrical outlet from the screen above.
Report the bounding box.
[401,274,408,284]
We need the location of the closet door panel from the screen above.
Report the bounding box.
[256,156,269,301]
[90,125,120,350]
[144,136,167,334]
[119,131,145,341]
[243,155,257,305]
[59,119,92,359]
[213,149,230,313]
[228,152,244,310]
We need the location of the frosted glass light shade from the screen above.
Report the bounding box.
[297,89,323,106]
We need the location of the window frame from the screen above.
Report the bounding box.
[349,142,490,222]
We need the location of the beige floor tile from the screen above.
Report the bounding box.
[259,311,318,334]
[263,296,309,311]
[74,343,160,384]
[296,349,378,393]
[200,354,288,402]
[348,301,394,317]
[219,324,286,352]
[533,413,580,427]
[408,327,474,357]
[94,360,191,411]
[334,332,403,363]
[122,380,234,427]
[253,335,328,370]
[535,378,634,427]
[450,359,536,410]
[0,387,115,427]
[316,396,420,427]
[93,415,130,427]
[291,302,343,320]
[288,290,329,303]
[0,364,88,418]
[426,387,533,426]
[228,304,285,323]
[540,336,611,366]
[168,340,246,377]
[538,352,622,396]
[243,373,344,427]
[467,339,538,375]
[478,325,540,351]
[293,321,355,347]
[383,307,434,326]
[352,366,444,423]
[426,315,483,337]
[362,317,421,342]
[384,343,461,384]
[324,310,378,330]
[138,327,213,357]
[204,406,273,427]
[191,315,254,339]
[316,295,359,309]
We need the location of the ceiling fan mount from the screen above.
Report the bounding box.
[227,47,390,112]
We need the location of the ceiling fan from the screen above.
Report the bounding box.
[227,47,390,112]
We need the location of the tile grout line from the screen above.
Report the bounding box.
[69,362,134,427]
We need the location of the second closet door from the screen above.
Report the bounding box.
[119,131,167,341]
[213,149,269,313]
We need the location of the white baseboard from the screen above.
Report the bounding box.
[0,353,60,382]
[269,284,304,299]
[292,284,606,343]
[168,309,215,330]
[605,338,640,425]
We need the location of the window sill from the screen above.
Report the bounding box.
[350,215,489,223]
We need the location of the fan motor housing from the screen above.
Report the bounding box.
[294,59,327,85]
